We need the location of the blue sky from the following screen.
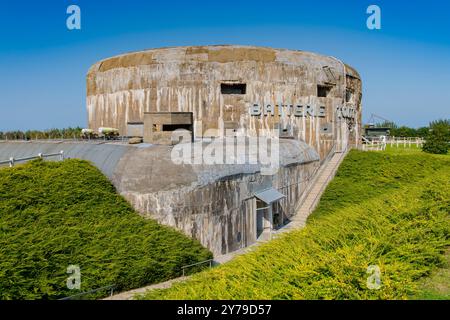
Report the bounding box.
[0,0,449,130]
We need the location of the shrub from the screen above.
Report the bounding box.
[422,119,450,154]
[139,150,450,300]
[0,159,212,299]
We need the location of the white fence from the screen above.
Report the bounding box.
[361,136,425,151]
[386,136,425,148]
[361,136,387,151]
[0,151,64,167]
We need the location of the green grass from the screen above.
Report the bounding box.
[140,148,450,300]
[385,144,422,153]
[412,249,449,300]
[0,159,212,300]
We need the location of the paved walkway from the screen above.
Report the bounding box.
[279,151,346,230]
[103,276,190,300]
[104,150,348,300]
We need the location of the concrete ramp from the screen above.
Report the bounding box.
[281,150,348,229]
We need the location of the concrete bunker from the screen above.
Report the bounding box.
[143,112,194,145]
[0,45,362,256]
[82,45,362,255]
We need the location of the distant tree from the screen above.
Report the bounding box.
[366,120,442,139]
[391,126,417,137]
[0,127,83,140]
[416,127,430,138]
[422,119,450,154]
[376,120,397,129]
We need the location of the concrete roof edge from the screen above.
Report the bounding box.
[86,45,357,75]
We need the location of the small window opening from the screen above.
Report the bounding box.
[162,124,192,131]
[346,89,353,102]
[317,85,331,97]
[221,83,246,94]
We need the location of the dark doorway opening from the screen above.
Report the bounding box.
[162,124,192,131]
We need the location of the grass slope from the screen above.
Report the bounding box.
[413,249,449,300]
[140,149,450,300]
[0,159,212,300]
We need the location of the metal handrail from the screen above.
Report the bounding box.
[0,151,64,167]
[58,258,214,299]
[181,259,213,276]
[0,136,129,142]
[59,285,116,300]
[293,143,336,212]
[307,149,348,213]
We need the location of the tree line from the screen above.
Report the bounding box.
[374,121,429,138]
[1,119,448,154]
[0,127,83,140]
[373,119,450,154]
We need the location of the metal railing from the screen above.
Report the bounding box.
[59,285,116,300]
[57,258,215,300]
[0,134,81,141]
[0,151,64,167]
[0,136,130,143]
[306,149,348,214]
[181,259,214,276]
[294,143,336,213]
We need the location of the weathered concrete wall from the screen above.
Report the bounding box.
[87,45,362,161]
[0,140,319,255]
[111,139,320,255]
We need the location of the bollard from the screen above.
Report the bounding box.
[9,157,14,167]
